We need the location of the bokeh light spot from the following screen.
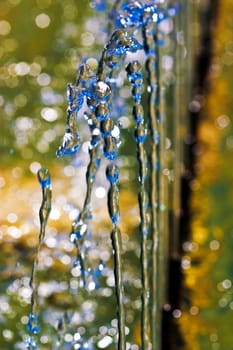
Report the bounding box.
[0,21,11,36]
[37,73,51,86]
[35,13,51,29]
[41,107,58,122]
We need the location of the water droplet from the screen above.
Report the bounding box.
[96,102,109,121]
[103,136,118,160]
[37,168,52,242]
[132,85,143,103]
[107,29,142,57]
[106,164,119,184]
[95,81,111,99]
[26,314,40,335]
[133,104,144,124]
[134,124,147,143]
[67,83,75,104]
[56,131,80,157]
[79,63,94,83]
[153,130,160,144]
[71,220,88,242]
[100,118,114,136]
[26,336,37,349]
[126,61,143,84]
[107,185,120,225]
[37,168,51,188]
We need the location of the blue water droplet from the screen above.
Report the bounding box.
[100,118,114,137]
[133,105,144,124]
[93,260,106,279]
[134,124,147,143]
[67,86,84,113]
[129,37,143,52]
[70,220,88,242]
[37,168,51,188]
[111,212,119,225]
[26,336,37,349]
[126,61,143,83]
[103,135,119,160]
[93,268,101,279]
[107,29,143,57]
[56,131,80,157]
[119,2,144,27]
[132,86,143,104]
[95,81,111,100]
[26,314,40,335]
[73,258,82,269]
[96,102,109,121]
[106,164,119,184]
[157,9,168,23]
[90,135,101,148]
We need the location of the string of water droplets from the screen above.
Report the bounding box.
[55,1,180,349]
[56,27,143,350]
[126,61,150,350]
[26,168,52,349]
[142,15,161,350]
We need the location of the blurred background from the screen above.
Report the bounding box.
[0,0,233,349]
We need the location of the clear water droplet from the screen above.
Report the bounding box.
[71,220,88,242]
[96,102,109,121]
[132,104,144,124]
[107,185,120,225]
[37,168,51,188]
[95,81,111,99]
[134,124,147,143]
[100,118,114,136]
[37,168,52,242]
[103,135,118,160]
[106,164,119,184]
[56,131,80,157]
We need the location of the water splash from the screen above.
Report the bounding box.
[56,65,96,158]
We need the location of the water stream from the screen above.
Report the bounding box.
[0,1,201,349]
[54,2,188,349]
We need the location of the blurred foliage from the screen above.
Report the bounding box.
[180,1,233,349]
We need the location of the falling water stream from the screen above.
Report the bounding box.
[27,169,52,349]
[53,1,189,350]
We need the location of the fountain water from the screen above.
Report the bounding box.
[52,1,190,350]
[0,0,199,349]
